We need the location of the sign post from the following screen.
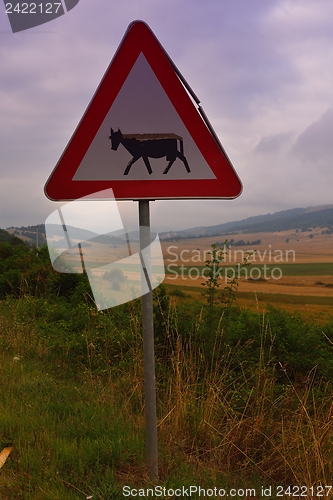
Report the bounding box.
[139,200,158,480]
[44,20,242,481]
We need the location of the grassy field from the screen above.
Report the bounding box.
[164,262,333,277]
[166,283,333,322]
[1,232,333,498]
[161,230,333,321]
[161,229,333,264]
[2,294,333,499]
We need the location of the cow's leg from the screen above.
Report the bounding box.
[142,155,153,175]
[163,158,176,174]
[177,152,191,173]
[124,155,140,175]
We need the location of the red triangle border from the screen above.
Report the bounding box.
[44,21,242,201]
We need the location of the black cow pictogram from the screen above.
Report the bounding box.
[110,128,191,175]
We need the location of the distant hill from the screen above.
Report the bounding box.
[5,204,333,244]
[5,224,47,247]
[160,205,333,240]
[0,228,27,246]
[5,224,129,247]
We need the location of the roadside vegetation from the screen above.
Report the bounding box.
[1,239,333,498]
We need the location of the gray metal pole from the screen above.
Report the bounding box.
[138,200,158,481]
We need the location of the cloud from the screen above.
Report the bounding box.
[291,107,333,172]
[240,105,333,214]
[254,132,295,155]
[1,0,333,230]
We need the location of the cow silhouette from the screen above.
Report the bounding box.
[110,128,191,175]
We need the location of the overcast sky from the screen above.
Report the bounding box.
[1,0,333,232]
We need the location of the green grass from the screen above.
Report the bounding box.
[165,262,333,277]
[165,283,333,323]
[266,262,333,276]
[0,353,144,499]
[236,291,333,306]
[2,294,333,498]
[1,240,333,498]
[165,283,333,307]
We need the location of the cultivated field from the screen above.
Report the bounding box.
[161,228,333,265]
[10,226,333,318]
[161,228,333,319]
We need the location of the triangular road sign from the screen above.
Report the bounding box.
[45,20,242,201]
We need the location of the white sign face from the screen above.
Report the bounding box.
[73,53,216,181]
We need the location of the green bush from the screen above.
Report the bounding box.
[1,238,333,381]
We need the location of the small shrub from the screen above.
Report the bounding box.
[103,268,126,290]
[169,288,187,297]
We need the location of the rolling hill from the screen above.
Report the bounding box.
[160,205,333,240]
[4,204,333,245]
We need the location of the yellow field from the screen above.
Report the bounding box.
[161,228,333,265]
[43,228,333,308]
[11,226,332,318]
[161,229,333,320]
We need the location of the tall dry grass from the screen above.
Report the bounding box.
[1,294,333,495]
[152,304,333,487]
